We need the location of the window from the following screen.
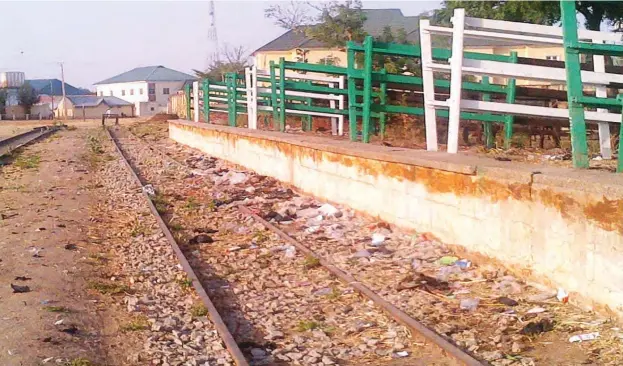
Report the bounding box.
[130,89,134,96]
[99,91,103,96]
[150,107,155,111]
[109,90,113,96]
[163,88,170,95]
[139,88,144,95]
[121,90,126,96]
[545,55,561,61]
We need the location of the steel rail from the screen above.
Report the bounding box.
[239,206,486,366]
[105,127,249,366]
[0,126,59,157]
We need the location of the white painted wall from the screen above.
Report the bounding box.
[95,80,188,116]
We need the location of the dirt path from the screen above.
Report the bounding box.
[0,129,135,365]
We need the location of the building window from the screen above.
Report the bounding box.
[130,89,134,96]
[139,88,144,95]
[150,107,155,111]
[121,90,126,96]
[545,55,560,61]
[163,88,170,95]
[99,91,103,96]
[109,90,113,96]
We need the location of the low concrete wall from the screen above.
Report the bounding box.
[169,120,623,317]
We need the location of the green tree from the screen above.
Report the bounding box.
[0,89,6,115]
[306,0,367,48]
[433,1,623,31]
[18,82,38,114]
[194,45,248,82]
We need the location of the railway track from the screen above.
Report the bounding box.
[0,126,60,157]
[105,125,483,366]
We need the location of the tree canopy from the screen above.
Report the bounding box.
[18,82,38,114]
[433,1,623,31]
[194,45,249,82]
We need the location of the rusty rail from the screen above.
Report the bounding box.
[105,127,249,366]
[0,126,59,157]
[239,205,485,366]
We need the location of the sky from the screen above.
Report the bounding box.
[0,0,440,90]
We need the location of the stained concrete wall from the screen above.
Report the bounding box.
[169,120,623,318]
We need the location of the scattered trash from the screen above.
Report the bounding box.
[228,246,242,252]
[556,288,569,303]
[228,172,248,185]
[54,319,64,325]
[455,259,471,269]
[305,226,320,234]
[397,273,450,292]
[313,287,332,296]
[40,300,51,305]
[437,256,459,266]
[284,245,297,258]
[142,184,155,196]
[460,298,480,311]
[194,227,218,234]
[526,307,547,314]
[64,244,78,250]
[493,277,522,294]
[520,319,554,335]
[11,284,30,293]
[14,276,31,281]
[394,351,409,358]
[189,234,213,245]
[494,156,512,162]
[318,203,341,217]
[60,325,78,334]
[569,332,599,343]
[435,265,462,281]
[29,247,43,258]
[411,259,422,270]
[497,297,519,306]
[592,156,603,161]
[57,224,66,228]
[42,357,54,363]
[353,249,371,258]
[296,207,320,219]
[371,233,386,246]
[36,227,46,231]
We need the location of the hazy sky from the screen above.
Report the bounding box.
[0,1,440,89]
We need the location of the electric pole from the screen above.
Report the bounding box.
[59,62,67,118]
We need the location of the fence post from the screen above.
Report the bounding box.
[245,67,254,129]
[447,8,466,154]
[561,1,589,168]
[593,42,612,159]
[269,61,278,128]
[362,35,374,143]
[379,69,387,139]
[184,83,191,120]
[504,51,518,149]
[420,19,438,151]
[338,75,345,136]
[193,81,200,122]
[347,46,358,141]
[202,79,210,123]
[278,58,286,132]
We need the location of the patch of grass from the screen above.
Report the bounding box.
[152,192,169,214]
[303,255,320,269]
[87,135,104,154]
[184,197,200,210]
[295,320,321,332]
[120,315,149,332]
[88,281,130,295]
[43,305,71,313]
[177,278,193,289]
[13,153,41,169]
[129,219,149,237]
[169,222,183,232]
[253,230,269,244]
[206,199,217,212]
[88,253,108,262]
[326,287,341,300]
[66,125,78,131]
[190,303,209,318]
[65,358,93,366]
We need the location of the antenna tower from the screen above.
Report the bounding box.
[207,0,220,67]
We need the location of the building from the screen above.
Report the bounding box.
[94,65,197,116]
[55,95,134,119]
[253,9,419,70]
[28,79,91,96]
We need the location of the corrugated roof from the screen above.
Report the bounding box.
[28,79,91,96]
[94,66,197,85]
[67,95,133,107]
[254,8,543,53]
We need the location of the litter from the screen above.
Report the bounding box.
[189,234,213,245]
[526,307,547,314]
[371,233,386,246]
[437,256,459,266]
[394,351,409,358]
[313,288,332,296]
[64,244,78,250]
[493,277,522,295]
[14,276,31,281]
[284,245,296,258]
[10,284,30,293]
[54,319,64,325]
[556,288,569,303]
[318,203,340,217]
[305,226,320,234]
[569,332,599,343]
[353,250,371,258]
[455,259,471,269]
[142,184,155,196]
[228,172,248,185]
[497,296,519,306]
[520,319,554,335]
[460,298,480,311]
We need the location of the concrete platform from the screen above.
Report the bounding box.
[169,120,623,318]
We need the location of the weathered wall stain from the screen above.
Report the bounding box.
[175,122,623,235]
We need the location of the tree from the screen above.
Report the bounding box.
[265,1,312,30]
[305,0,366,48]
[194,45,249,82]
[18,82,38,114]
[433,1,623,31]
[0,89,6,115]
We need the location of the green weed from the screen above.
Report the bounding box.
[65,358,94,366]
[295,320,320,332]
[303,255,320,269]
[88,281,130,295]
[43,305,71,313]
[177,278,193,289]
[120,315,149,332]
[184,197,200,210]
[13,154,40,169]
[190,303,209,318]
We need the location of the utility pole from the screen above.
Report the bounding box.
[59,62,67,118]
